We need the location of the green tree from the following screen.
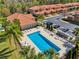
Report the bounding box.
[44,49,59,59]
[68,49,72,59]
[9,4,16,14]
[35,15,45,21]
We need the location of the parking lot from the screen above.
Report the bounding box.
[44,14,79,37]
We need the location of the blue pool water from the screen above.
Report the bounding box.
[27,31,61,53]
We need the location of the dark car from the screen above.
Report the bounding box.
[61,28,69,32]
[54,25,60,29]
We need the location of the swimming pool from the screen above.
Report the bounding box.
[27,31,61,53]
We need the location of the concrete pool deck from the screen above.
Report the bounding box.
[21,27,75,58]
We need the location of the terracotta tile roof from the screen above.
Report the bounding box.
[39,5,47,10]
[35,11,45,14]
[48,5,58,9]
[29,4,59,11]
[29,3,79,15]
[7,13,36,28]
[40,5,51,10]
[72,2,79,6]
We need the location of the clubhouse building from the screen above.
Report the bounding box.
[7,13,37,30]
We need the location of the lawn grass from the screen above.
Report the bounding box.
[0,39,22,59]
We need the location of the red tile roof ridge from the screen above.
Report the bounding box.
[7,13,36,28]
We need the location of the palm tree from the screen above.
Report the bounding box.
[73,28,79,45]
[36,53,45,59]
[0,47,14,59]
[0,17,22,47]
[20,47,59,59]
[20,46,36,59]
[35,15,45,21]
[44,48,59,59]
[50,25,54,31]
[0,17,22,46]
[0,17,23,59]
[8,20,22,48]
[20,46,48,59]
[73,28,79,59]
[35,15,45,26]
[44,49,54,59]
[73,28,79,36]
[67,48,72,59]
[73,39,79,59]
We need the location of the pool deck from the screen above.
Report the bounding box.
[21,26,75,58]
